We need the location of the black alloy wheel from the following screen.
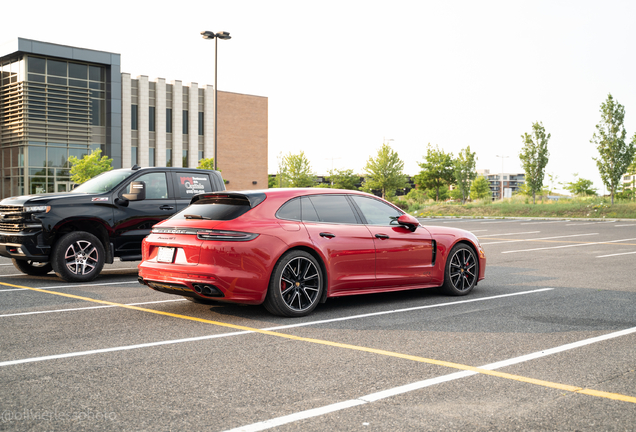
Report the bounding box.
[442,243,478,296]
[264,251,323,317]
[51,232,105,282]
[12,259,53,276]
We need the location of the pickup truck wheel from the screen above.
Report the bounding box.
[51,232,105,282]
[12,259,53,276]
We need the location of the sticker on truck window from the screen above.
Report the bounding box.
[177,174,212,198]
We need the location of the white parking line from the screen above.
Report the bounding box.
[0,267,138,278]
[225,325,636,432]
[565,221,616,226]
[481,232,598,246]
[0,288,553,367]
[520,220,567,225]
[0,280,140,293]
[615,224,636,227]
[502,238,636,254]
[0,299,187,318]
[478,231,540,238]
[596,251,636,258]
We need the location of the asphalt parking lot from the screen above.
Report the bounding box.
[1,218,635,431]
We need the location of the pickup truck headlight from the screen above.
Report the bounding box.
[24,205,50,213]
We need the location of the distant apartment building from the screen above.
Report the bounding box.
[623,173,636,191]
[477,169,525,199]
[0,38,267,199]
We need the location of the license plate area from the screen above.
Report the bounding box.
[157,247,176,263]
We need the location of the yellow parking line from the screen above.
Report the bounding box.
[3,280,635,404]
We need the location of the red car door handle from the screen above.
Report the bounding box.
[319,232,335,238]
[375,234,389,239]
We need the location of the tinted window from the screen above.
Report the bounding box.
[125,172,168,199]
[276,198,301,220]
[351,195,402,225]
[301,197,319,222]
[171,197,251,221]
[307,195,357,224]
[175,173,213,199]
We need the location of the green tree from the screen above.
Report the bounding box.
[325,168,360,190]
[453,146,477,204]
[470,176,491,200]
[546,172,561,195]
[519,121,550,204]
[564,174,597,196]
[625,154,636,199]
[414,144,455,201]
[591,94,636,204]
[362,143,408,199]
[68,149,113,184]
[197,158,215,170]
[281,151,315,187]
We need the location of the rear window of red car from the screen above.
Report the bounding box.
[171,196,251,221]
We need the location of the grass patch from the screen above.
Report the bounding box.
[402,196,636,219]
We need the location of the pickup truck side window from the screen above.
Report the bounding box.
[124,172,169,199]
[175,173,213,199]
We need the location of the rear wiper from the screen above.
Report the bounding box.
[183,214,212,220]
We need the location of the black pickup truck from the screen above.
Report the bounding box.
[0,165,225,282]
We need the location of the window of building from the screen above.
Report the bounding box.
[131,146,138,166]
[182,110,188,134]
[131,105,138,130]
[149,106,155,132]
[198,112,204,135]
[149,148,155,167]
[166,149,172,167]
[182,149,188,168]
[166,108,172,133]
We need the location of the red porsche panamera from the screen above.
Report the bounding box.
[138,188,486,317]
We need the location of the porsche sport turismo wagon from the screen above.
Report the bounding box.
[138,189,486,317]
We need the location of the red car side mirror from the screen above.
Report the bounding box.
[397,214,419,232]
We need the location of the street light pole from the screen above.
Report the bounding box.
[495,154,509,200]
[201,30,231,171]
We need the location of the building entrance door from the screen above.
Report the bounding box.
[55,181,74,193]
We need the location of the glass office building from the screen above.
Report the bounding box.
[0,38,121,198]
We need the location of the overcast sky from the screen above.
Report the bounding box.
[3,0,636,193]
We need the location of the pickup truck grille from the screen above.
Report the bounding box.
[0,222,32,233]
[0,205,37,233]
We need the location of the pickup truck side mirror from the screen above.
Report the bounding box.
[122,181,146,201]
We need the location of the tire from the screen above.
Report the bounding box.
[263,250,323,317]
[12,259,53,276]
[441,243,478,296]
[51,232,105,282]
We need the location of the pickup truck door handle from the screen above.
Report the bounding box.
[159,205,174,210]
[375,233,390,239]
[319,232,335,238]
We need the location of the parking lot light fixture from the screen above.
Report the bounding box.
[201,30,232,171]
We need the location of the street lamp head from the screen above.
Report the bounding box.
[201,30,215,39]
[201,30,231,40]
